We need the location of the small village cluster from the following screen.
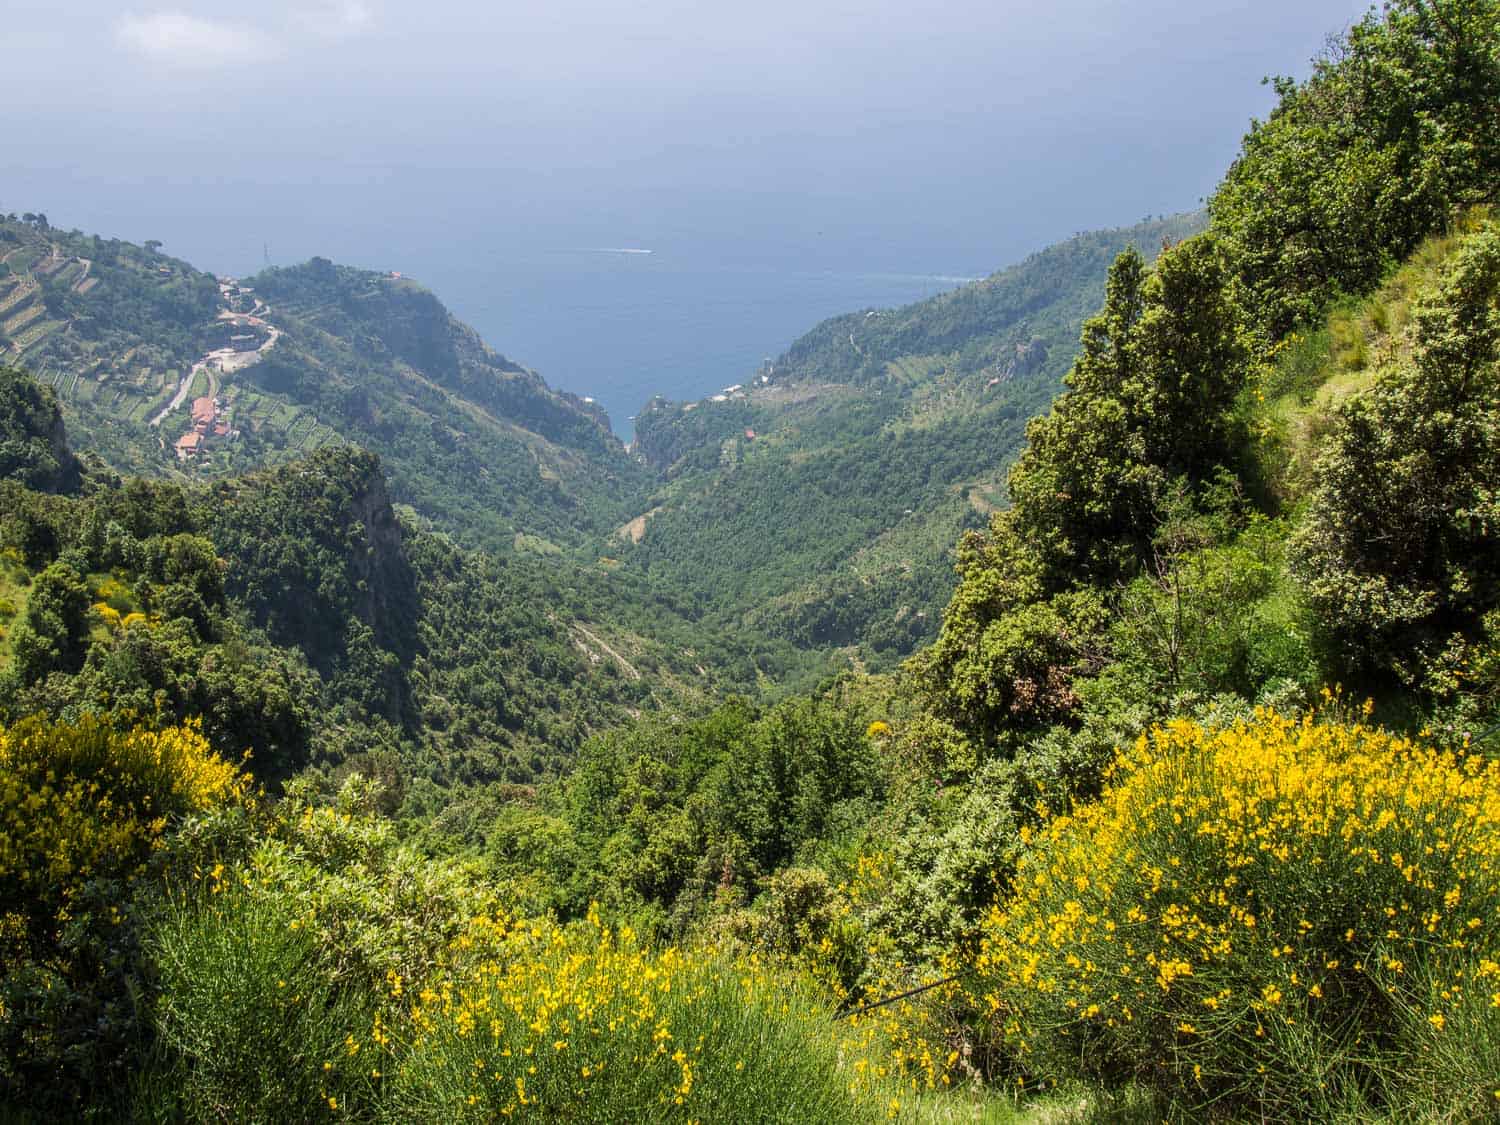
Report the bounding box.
[173,395,232,459]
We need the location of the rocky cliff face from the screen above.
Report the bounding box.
[207,445,419,720]
[0,365,81,494]
[345,455,419,666]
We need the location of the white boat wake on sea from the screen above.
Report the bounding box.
[585,247,655,255]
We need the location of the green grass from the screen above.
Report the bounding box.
[1250,219,1478,500]
[905,1083,1164,1124]
[138,887,379,1122]
[0,551,33,653]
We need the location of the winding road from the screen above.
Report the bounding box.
[149,284,281,427]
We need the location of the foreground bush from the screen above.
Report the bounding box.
[0,716,246,1109]
[976,707,1500,1119]
[134,782,926,1122]
[0,715,244,920]
[137,777,510,1121]
[143,885,378,1121]
[389,909,872,1123]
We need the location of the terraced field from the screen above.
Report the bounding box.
[218,381,336,460]
[11,319,63,353]
[0,217,263,472]
[3,302,45,336]
[0,278,38,317]
[884,353,950,384]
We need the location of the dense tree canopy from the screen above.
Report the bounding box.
[1211,0,1500,334]
[1006,236,1248,589]
[1293,220,1500,678]
[0,365,78,494]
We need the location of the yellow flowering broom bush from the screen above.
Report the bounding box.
[0,714,245,972]
[975,707,1500,1119]
[142,781,944,1122]
[0,715,247,1107]
[388,907,875,1123]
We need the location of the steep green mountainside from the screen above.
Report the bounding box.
[3,202,1214,682]
[621,213,1207,662]
[0,213,218,473]
[0,214,653,551]
[242,258,653,548]
[760,212,1207,392]
[0,365,797,792]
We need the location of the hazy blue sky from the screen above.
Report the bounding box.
[6,0,1373,277]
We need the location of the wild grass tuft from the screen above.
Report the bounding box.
[140,884,377,1121]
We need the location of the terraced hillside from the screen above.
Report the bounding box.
[0,214,219,471]
[621,213,1208,663]
[0,214,654,551]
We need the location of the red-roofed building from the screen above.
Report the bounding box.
[192,397,222,434]
[175,432,202,459]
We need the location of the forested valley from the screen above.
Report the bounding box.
[2,1,1500,1119]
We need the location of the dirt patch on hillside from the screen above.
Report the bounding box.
[615,507,663,544]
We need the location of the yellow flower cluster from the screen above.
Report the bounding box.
[0,715,245,949]
[90,602,153,632]
[387,906,867,1121]
[827,851,967,1098]
[835,982,959,1102]
[976,708,1500,1109]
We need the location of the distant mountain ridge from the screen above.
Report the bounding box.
[0,213,652,552]
[3,205,1207,669]
[620,212,1208,663]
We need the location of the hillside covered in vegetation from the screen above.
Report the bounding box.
[623,213,1206,663]
[0,217,651,551]
[2,208,1214,682]
[2,0,1499,1120]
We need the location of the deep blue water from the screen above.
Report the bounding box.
[419,249,978,441]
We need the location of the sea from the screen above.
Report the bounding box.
[418,248,981,442]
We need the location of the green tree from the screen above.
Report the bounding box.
[10,562,91,684]
[1291,222,1500,679]
[915,239,1247,750]
[1210,0,1500,334]
[1007,237,1247,589]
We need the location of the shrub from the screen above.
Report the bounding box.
[388,909,873,1123]
[242,776,514,992]
[141,883,378,1121]
[0,716,247,1109]
[975,707,1500,1119]
[1291,222,1500,680]
[0,714,245,961]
